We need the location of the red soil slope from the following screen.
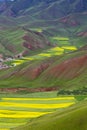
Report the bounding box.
[47,55,87,79]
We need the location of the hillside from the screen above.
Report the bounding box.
[0,12,87,57]
[12,100,87,130]
[0,48,87,92]
[0,25,51,57]
[0,1,87,130]
[0,0,87,57]
[0,0,87,92]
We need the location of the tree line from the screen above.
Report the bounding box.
[57,87,87,95]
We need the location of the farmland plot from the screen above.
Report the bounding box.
[0,92,75,129]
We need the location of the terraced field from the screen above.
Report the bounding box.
[0,92,75,129]
[4,45,77,66]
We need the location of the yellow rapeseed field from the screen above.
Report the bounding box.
[0,96,75,129]
[51,47,64,52]
[2,97,75,101]
[0,110,52,118]
[0,102,75,109]
[0,129,9,130]
[62,46,77,50]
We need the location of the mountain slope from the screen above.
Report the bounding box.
[0,49,87,92]
[0,0,87,57]
[1,0,87,18]
[0,0,87,91]
[0,25,51,57]
[0,12,87,57]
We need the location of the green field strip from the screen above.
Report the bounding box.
[0,123,26,128]
[0,91,58,98]
[0,118,28,123]
[0,128,10,130]
[1,100,75,104]
[0,107,58,112]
